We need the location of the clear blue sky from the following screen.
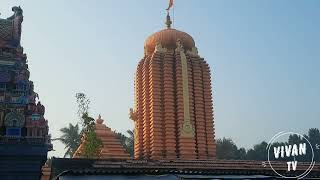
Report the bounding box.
[0,0,319,157]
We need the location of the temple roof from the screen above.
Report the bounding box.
[73,115,130,159]
[144,14,195,55]
[51,158,320,179]
[144,28,195,55]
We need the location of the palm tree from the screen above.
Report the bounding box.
[114,129,134,157]
[59,123,81,157]
[126,130,134,157]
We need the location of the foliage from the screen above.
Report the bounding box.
[115,129,134,157]
[83,129,102,158]
[59,123,81,157]
[217,128,320,162]
[246,141,268,161]
[305,128,320,162]
[288,134,302,145]
[237,147,247,160]
[76,93,102,158]
[216,138,239,160]
[126,129,134,156]
[75,93,96,133]
[76,93,90,115]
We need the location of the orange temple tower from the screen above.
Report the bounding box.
[130,13,216,160]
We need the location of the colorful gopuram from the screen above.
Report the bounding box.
[73,115,130,159]
[130,13,216,160]
[0,6,51,179]
[0,6,50,141]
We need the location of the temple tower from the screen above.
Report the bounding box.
[131,14,216,160]
[0,7,52,179]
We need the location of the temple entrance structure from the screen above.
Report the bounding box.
[0,7,52,180]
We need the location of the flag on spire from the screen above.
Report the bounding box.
[166,0,174,11]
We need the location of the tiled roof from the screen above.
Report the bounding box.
[51,158,320,179]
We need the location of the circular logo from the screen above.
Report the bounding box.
[266,132,315,179]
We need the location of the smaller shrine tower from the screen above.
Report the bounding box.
[73,115,130,159]
[131,11,216,160]
[0,7,52,180]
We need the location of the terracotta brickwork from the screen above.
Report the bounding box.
[131,23,216,160]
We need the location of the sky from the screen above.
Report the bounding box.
[0,0,319,157]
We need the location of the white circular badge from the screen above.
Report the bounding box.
[266,132,315,179]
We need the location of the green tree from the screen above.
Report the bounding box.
[307,128,320,147]
[237,147,247,160]
[83,128,102,158]
[288,134,302,145]
[125,129,134,157]
[59,123,81,157]
[115,129,134,157]
[246,141,268,161]
[76,93,102,158]
[287,134,307,162]
[215,128,319,161]
[306,128,320,162]
[216,138,239,160]
[115,131,127,146]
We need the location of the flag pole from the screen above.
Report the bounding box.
[165,0,174,28]
[172,1,175,28]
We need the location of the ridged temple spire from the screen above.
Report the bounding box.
[133,29,216,160]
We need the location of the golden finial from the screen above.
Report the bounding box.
[97,114,103,124]
[165,11,172,29]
